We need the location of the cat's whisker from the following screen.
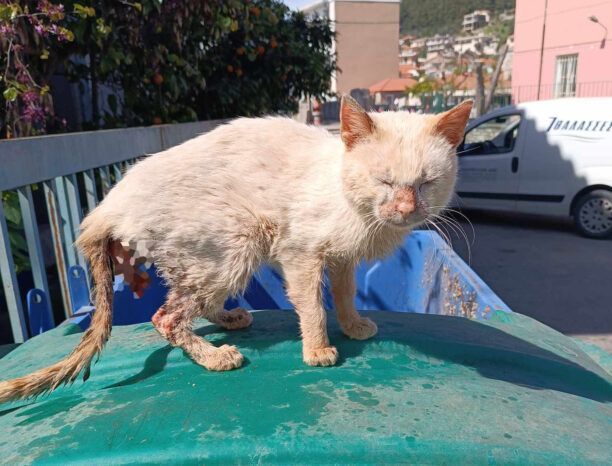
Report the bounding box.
[426,212,458,241]
[427,206,475,245]
[425,210,472,265]
[426,206,474,236]
[424,219,454,265]
[422,220,445,263]
[362,213,384,244]
[372,219,387,241]
[430,212,464,238]
[433,215,471,264]
[425,217,452,248]
[434,208,475,254]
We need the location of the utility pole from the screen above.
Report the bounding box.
[536,0,548,100]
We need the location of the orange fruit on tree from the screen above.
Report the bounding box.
[227,64,234,73]
[235,68,243,77]
[153,73,164,86]
[257,45,265,55]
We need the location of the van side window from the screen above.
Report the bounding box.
[461,114,521,155]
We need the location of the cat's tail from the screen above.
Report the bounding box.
[0,215,114,403]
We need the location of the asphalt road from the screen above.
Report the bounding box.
[447,210,612,353]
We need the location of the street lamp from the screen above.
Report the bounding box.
[589,15,608,49]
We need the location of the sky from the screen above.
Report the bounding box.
[282,0,313,9]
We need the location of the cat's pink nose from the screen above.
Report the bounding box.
[396,201,415,217]
[393,186,417,218]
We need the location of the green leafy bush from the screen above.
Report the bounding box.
[0,0,335,137]
[1,191,29,274]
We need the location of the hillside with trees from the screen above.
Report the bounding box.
[400,0,515,36]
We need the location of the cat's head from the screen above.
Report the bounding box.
[339,95,472,229]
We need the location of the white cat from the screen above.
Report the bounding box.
[0,96,472,402]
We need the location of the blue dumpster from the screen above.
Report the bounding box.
[63,230,508,329]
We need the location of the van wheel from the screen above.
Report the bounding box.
[573,190,612,238]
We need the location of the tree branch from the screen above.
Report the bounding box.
[484,43,509,113]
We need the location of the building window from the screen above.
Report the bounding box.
[554,54,578,98]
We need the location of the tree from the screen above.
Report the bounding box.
[0,0,335,137]
[406,75,439,112]
[70,0,335,126]
[408,72,471,113]
[484,42,509,111]
[473,41,509,116]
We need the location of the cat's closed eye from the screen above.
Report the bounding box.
[419,178,438,194]
[374,176,394,187]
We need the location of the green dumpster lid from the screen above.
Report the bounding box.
[0,310,610,464]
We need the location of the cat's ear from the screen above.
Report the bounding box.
[433,100,473,147]
[340,95,374,150]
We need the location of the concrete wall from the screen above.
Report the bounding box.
[333,0,400,94]
[512,0,612,103]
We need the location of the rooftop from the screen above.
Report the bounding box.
[369,77,418,93]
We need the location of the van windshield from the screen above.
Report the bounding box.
[462,114,521,155]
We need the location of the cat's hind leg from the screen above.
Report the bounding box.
[193,217,276,330]
[205,306,253,330]
[151,212,275,369]
[152,289,244,371]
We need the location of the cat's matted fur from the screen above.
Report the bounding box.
[0,96,472,402]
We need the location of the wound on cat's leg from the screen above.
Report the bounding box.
[152,291,244,371]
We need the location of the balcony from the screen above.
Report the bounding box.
[512,81,612,104]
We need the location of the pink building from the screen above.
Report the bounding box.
[512,0,612,103]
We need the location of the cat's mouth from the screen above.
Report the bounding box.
[389,214,426,228]
[377,209,427,229]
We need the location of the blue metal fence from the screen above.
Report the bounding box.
[0,120,224,343]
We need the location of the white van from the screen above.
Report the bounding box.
[456,97,612,238]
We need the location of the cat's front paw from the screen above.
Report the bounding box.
[303,346,339,367]
[202,345,244,371]
[341,317,378,340]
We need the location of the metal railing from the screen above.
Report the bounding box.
[0,120,224,343]
[512,81,612,104]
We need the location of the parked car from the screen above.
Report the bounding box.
[455,97,612,238]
